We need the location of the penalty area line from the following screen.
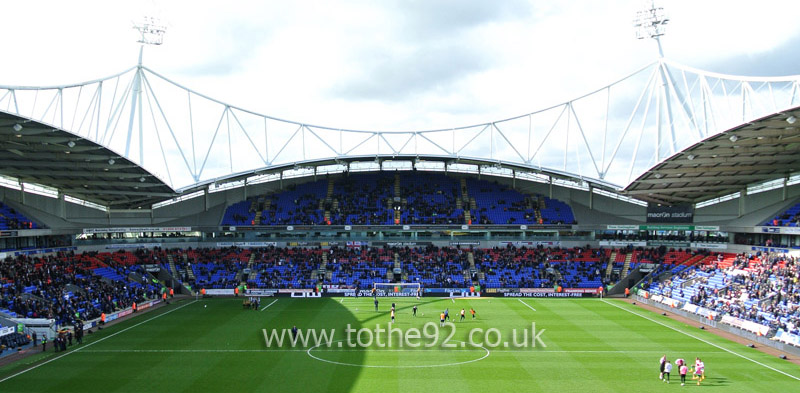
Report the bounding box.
[260,299,278,312]
[0,300,198,385]
[601,299,800,382]
[518,298,536,312]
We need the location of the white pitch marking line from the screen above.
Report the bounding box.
[601,299,800,382]
[79,348,728,354]
[518,298,536,311]
[0,300,198,385]
[305,340,491,368]
[260,299,278,311]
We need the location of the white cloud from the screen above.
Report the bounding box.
[2,0,799,189]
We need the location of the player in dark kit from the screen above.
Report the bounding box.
[412,305,418,316]
[374,298,379,311]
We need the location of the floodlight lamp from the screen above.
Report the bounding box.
[787,116,797,124]
[653,173,663,179]
[13,123,22,132]
[108,158,115,165]
[687,154,695,160]
[134,16,167,46]
[139,176,146,182]
[729,135,738,142]
[67,141,76,148]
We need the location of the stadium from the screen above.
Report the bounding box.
[1,2,800,392]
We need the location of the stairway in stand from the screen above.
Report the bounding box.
[460,178,471,224]
[468,252,480,286]
[605,251,617,279]
[324,178,335,223]
[621,253,634,277]
[167,254,178,279]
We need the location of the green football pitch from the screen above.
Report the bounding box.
[1,297,799,392]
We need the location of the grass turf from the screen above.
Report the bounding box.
[0,297,798,392]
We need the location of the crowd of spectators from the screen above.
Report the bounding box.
[0,201,39,230]
[0,251,161,327]
[596,231,728,243]
[648,252,800,337]
[763,202,800,227]
[222,173,575,227]
[247,247,319,289]
[329,174,393,225]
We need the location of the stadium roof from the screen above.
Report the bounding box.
[175,153,622,195]
[0,111,176,209]
[623,105,800,205]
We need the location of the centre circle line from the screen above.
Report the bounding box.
[305,340,491,368]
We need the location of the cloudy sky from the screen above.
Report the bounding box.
[3,0,799,131]
[1,0,799,189]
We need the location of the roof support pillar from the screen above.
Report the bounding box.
[589,185,594,210]
[783,175,789,201]
[19,182,25,205]
[58,192,66,219]
[204,187,209,212]
[739,187,746,218]
[512,170,516,189]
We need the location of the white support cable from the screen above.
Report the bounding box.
[456,124,490,154]
[378,133,399,155]
[270,124,303,164]
[529,104,568,162]
[604,66,659,176]
[188,91,197,179]
[94,80,103,142]
[30,89,39,119]
[305,126,342,157]
[75,83,100,136]
[568,103,602,178]
[226,107,233,173]
[196,107,228,180]
[141,72,194,183]
[395,133,416,155]
[417,132,453,156]
[143,84,175,186]
[228,108,268,164]
[492,123,527,163]
[102,76,136,147]
[627,72,658,184]
[11,89,19,114]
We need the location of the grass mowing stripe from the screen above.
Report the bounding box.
[260,299,278,311]
[601,299,800,382]
[0,299,197,385]
[517,298,536,311]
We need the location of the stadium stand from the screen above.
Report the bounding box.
[220,172,576,226]
[0,201,39,230]
[764,201,800,226]
[0,251,162,326]
[646,252,799,340]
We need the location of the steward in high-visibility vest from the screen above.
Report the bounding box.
[101,313,106,325]
[132,302,137,313]
[169,287,174,298]
[201,288,206,296]
[162,292,167,301]
[234,287,239,297]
